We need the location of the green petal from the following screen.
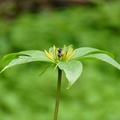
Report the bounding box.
[58,60,83,89]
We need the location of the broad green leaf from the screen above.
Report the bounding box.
[0,53,19,66]
[0,50,53,73]
[20,50,53,62]
[72,47,114,60]
[83,53,120,70]
[72,47,98,59]
[58,60,83,89]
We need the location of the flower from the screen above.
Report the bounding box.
[0,45,120,88]
[44,45,76,63]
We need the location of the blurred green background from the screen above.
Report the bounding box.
[0,0,120,120]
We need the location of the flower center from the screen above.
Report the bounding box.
[44,45,76,62]
[57,48,63,57]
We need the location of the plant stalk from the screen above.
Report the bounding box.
[54,67,62,120]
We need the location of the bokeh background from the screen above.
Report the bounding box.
[0,0,120,120]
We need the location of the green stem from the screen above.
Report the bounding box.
[54,67,62,120]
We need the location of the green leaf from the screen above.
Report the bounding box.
[72,47,114,60]
[72,47,98,59]
[0,50,53,73]
[0,53,19,66]
[19,50,53,62]
[83,53,120,70]
[58,60,83,89]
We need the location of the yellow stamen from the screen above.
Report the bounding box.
[44,50,54,61]
[62,45,66,54]
[66,47,73,58]
[61,53,66,60]
[60,54,65,60]
[53,45,58,59]
[49,51,54,58]
[67,52,76,60]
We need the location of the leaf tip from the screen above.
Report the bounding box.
[0,67,7,74]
